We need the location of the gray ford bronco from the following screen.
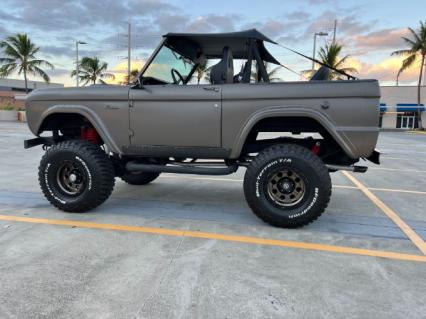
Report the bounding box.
[24,29,381,228]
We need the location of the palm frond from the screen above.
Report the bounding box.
[401,37,418,48]
[33,66,50,83]
[28,59,54,70]
[100,72,115,80]
[408,27,422,44]
[398,54,417,75]
[0,57,15,64]
[0,63,18,77]
[391,49,416,56]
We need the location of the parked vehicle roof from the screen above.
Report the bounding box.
[163,29,280,64]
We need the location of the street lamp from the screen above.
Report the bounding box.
[312,32,328,72]
[75,41,87,87]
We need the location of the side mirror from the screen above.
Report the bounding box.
[133,77,144,89]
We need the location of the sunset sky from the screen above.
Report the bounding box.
[1,0,425,86]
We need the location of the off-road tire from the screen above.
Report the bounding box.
[243,144,331,228]
[121,172,160,185]
[38,140,115,212]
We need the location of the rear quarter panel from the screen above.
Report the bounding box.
[221,80,380,159]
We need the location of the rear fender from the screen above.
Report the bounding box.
[230,107,360,159]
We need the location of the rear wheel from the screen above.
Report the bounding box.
[121,172,160,185]
[243,144,331,228]
[38,140,115,212]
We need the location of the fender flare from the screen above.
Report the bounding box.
[36,104,122,154]
[229,107,358,159]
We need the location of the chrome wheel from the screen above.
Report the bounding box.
[267,169,305,207]
[56,160,87,196]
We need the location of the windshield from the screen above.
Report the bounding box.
[142,45,195,84]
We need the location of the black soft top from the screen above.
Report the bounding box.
[163,29,280,64]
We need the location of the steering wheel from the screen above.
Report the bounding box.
[171,68,184,85]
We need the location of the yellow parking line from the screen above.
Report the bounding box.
[342,171,426,255]
[0,214,425,262]
[407,131,426,135]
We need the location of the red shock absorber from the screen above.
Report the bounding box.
[80,127,100,144]
[311,141,321,155]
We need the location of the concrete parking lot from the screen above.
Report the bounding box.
[0,122,425,318]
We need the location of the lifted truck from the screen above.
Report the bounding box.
[24,29,380,228]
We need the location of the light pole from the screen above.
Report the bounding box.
[75,41,87,87]
[312,32,328,72]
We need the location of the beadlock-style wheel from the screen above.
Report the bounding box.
[243,144,332,228]
[56,160,88,196]
[38,140,115,212]
[266,169,305,207]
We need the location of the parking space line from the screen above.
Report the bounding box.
[366,187,426,195]
[161,175,426,195]
[342,171,426,255]
[381,156,426,161]
[0,214,425,262]
[368,167,426,173]
[407,131,426,135]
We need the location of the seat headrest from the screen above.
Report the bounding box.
[210,47,234,84]
[310,66,330,81]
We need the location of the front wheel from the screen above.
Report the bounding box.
[243,144,331,228]
[38,140,115,212]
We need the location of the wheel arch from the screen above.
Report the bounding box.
[230,108,357,159]
[36,105,122,154]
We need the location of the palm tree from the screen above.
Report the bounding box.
[251,62,282,82]
[71,56,114,85]
[316,43,357,80]
[120,68,139,85]
[392,21,426,129]
[195,62,212,84]
[0,33,54,93]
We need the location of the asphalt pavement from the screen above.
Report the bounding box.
[0,122,425,319]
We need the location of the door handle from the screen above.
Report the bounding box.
[203,87,220,92]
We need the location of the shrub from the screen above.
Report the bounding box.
[0,103,15,111]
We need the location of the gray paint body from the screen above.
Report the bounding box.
[25,80,380,159]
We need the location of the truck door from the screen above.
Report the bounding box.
[128,84,222,151]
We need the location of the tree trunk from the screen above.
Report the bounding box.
[23,68,28,94]
[417,54,425,130]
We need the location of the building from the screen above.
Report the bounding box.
[0,78,64,109]
[380,86,426,129]
[0,78,63,93]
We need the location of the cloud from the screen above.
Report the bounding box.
[2,0,177,31]
[304,11,374,39]
[352,28,411,51]
[350,56,422,84]
[46,68,70,77]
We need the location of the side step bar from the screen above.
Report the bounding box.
[126,162,238,176]
[326,164,368,173]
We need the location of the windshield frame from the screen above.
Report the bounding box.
[138,39,197,85]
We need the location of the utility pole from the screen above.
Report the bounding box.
[312,32,328,72]
[127,22,131,85]
[333,19,337,43]
[75,41,87,87]
[424,59,426,86]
